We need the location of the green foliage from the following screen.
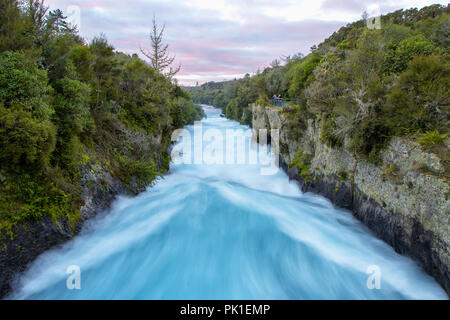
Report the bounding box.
[220,74,261,124]
[265,67,284,96]
[417,130,447,147]
[0,168,83,235]
[186,80,236,108]
[306,7,448,162]
[117,157,160,190]
[170,97,205,128]
[0,104,56,168]
[0,0,34,52]
[320,115,343,148]
[41,33,84,84]
[289,152,312,179]
[256,95,271,107]
[338,171,348,181]
[54,77,91,134]
[385,54,449,134]
[432,15,450,49]
[382,35,437,74]
[0,51,53,120]
[288,53,321,98]
[0,2,205,235]
[204,4,450,166]
[69,45,94,82]
[347,117,391,163]
[212,91,227,109]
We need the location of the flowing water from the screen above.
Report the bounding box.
[9,106,447,299]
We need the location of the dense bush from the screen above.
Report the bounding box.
[0,104,56,167]
[0,51,53,120]
[0,0,204,234]
[385,54,449,133]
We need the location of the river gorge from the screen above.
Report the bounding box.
[5,106,447,299]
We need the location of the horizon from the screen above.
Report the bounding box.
[44,1,447,86]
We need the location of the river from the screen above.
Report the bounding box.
[9,105,447,299]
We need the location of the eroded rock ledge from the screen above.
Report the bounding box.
[252,103,449,295]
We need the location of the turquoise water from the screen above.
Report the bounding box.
[9,106,447,299]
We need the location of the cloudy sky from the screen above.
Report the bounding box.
[45,0,447,85]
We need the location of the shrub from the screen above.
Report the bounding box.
[0,51,53,120]
[0,169,83,234]
[417,130,447,146]
[348,118,391,163]
[385,54,449,133]
[0,104,56,168]
[382,36,437,74]
[289,152,312,177]
[320,115,343,148]
[288,53,321,98]
[338,171,348,181]
[117,156,160,189]
[54,77,91,135]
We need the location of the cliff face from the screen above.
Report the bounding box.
[0,151,144,298]
[252,103,449,295]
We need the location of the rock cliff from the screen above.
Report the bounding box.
[252,103,449,295]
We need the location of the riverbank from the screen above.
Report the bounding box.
[251,103,449,295]
[0,149,147,298]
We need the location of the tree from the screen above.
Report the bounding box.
[0,51,53,120]
[46,9,74,33]
[140,15,180,78]
[270,58,281,68]
[0,0,34,52]
[89,35,115,107]
[0,51,56,168]
[362,10,369,22]
[386,54,449,132]
[26,0,49,33]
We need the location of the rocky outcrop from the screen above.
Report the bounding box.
[252,103,450,295]
[0,150,143,298]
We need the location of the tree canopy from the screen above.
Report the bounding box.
[188,4,449,166]
[0,0,204,233]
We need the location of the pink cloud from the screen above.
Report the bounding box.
[44,0,445,85]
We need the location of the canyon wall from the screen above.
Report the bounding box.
[252,103,449,295]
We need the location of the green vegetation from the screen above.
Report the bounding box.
[417,130,447,147]
[183,80,232,109]
[188,4,449,169]
[0,0,204,234]
[338,171,348,181]
[288,152,313,182]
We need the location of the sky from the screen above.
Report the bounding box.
[44,0,448,85]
